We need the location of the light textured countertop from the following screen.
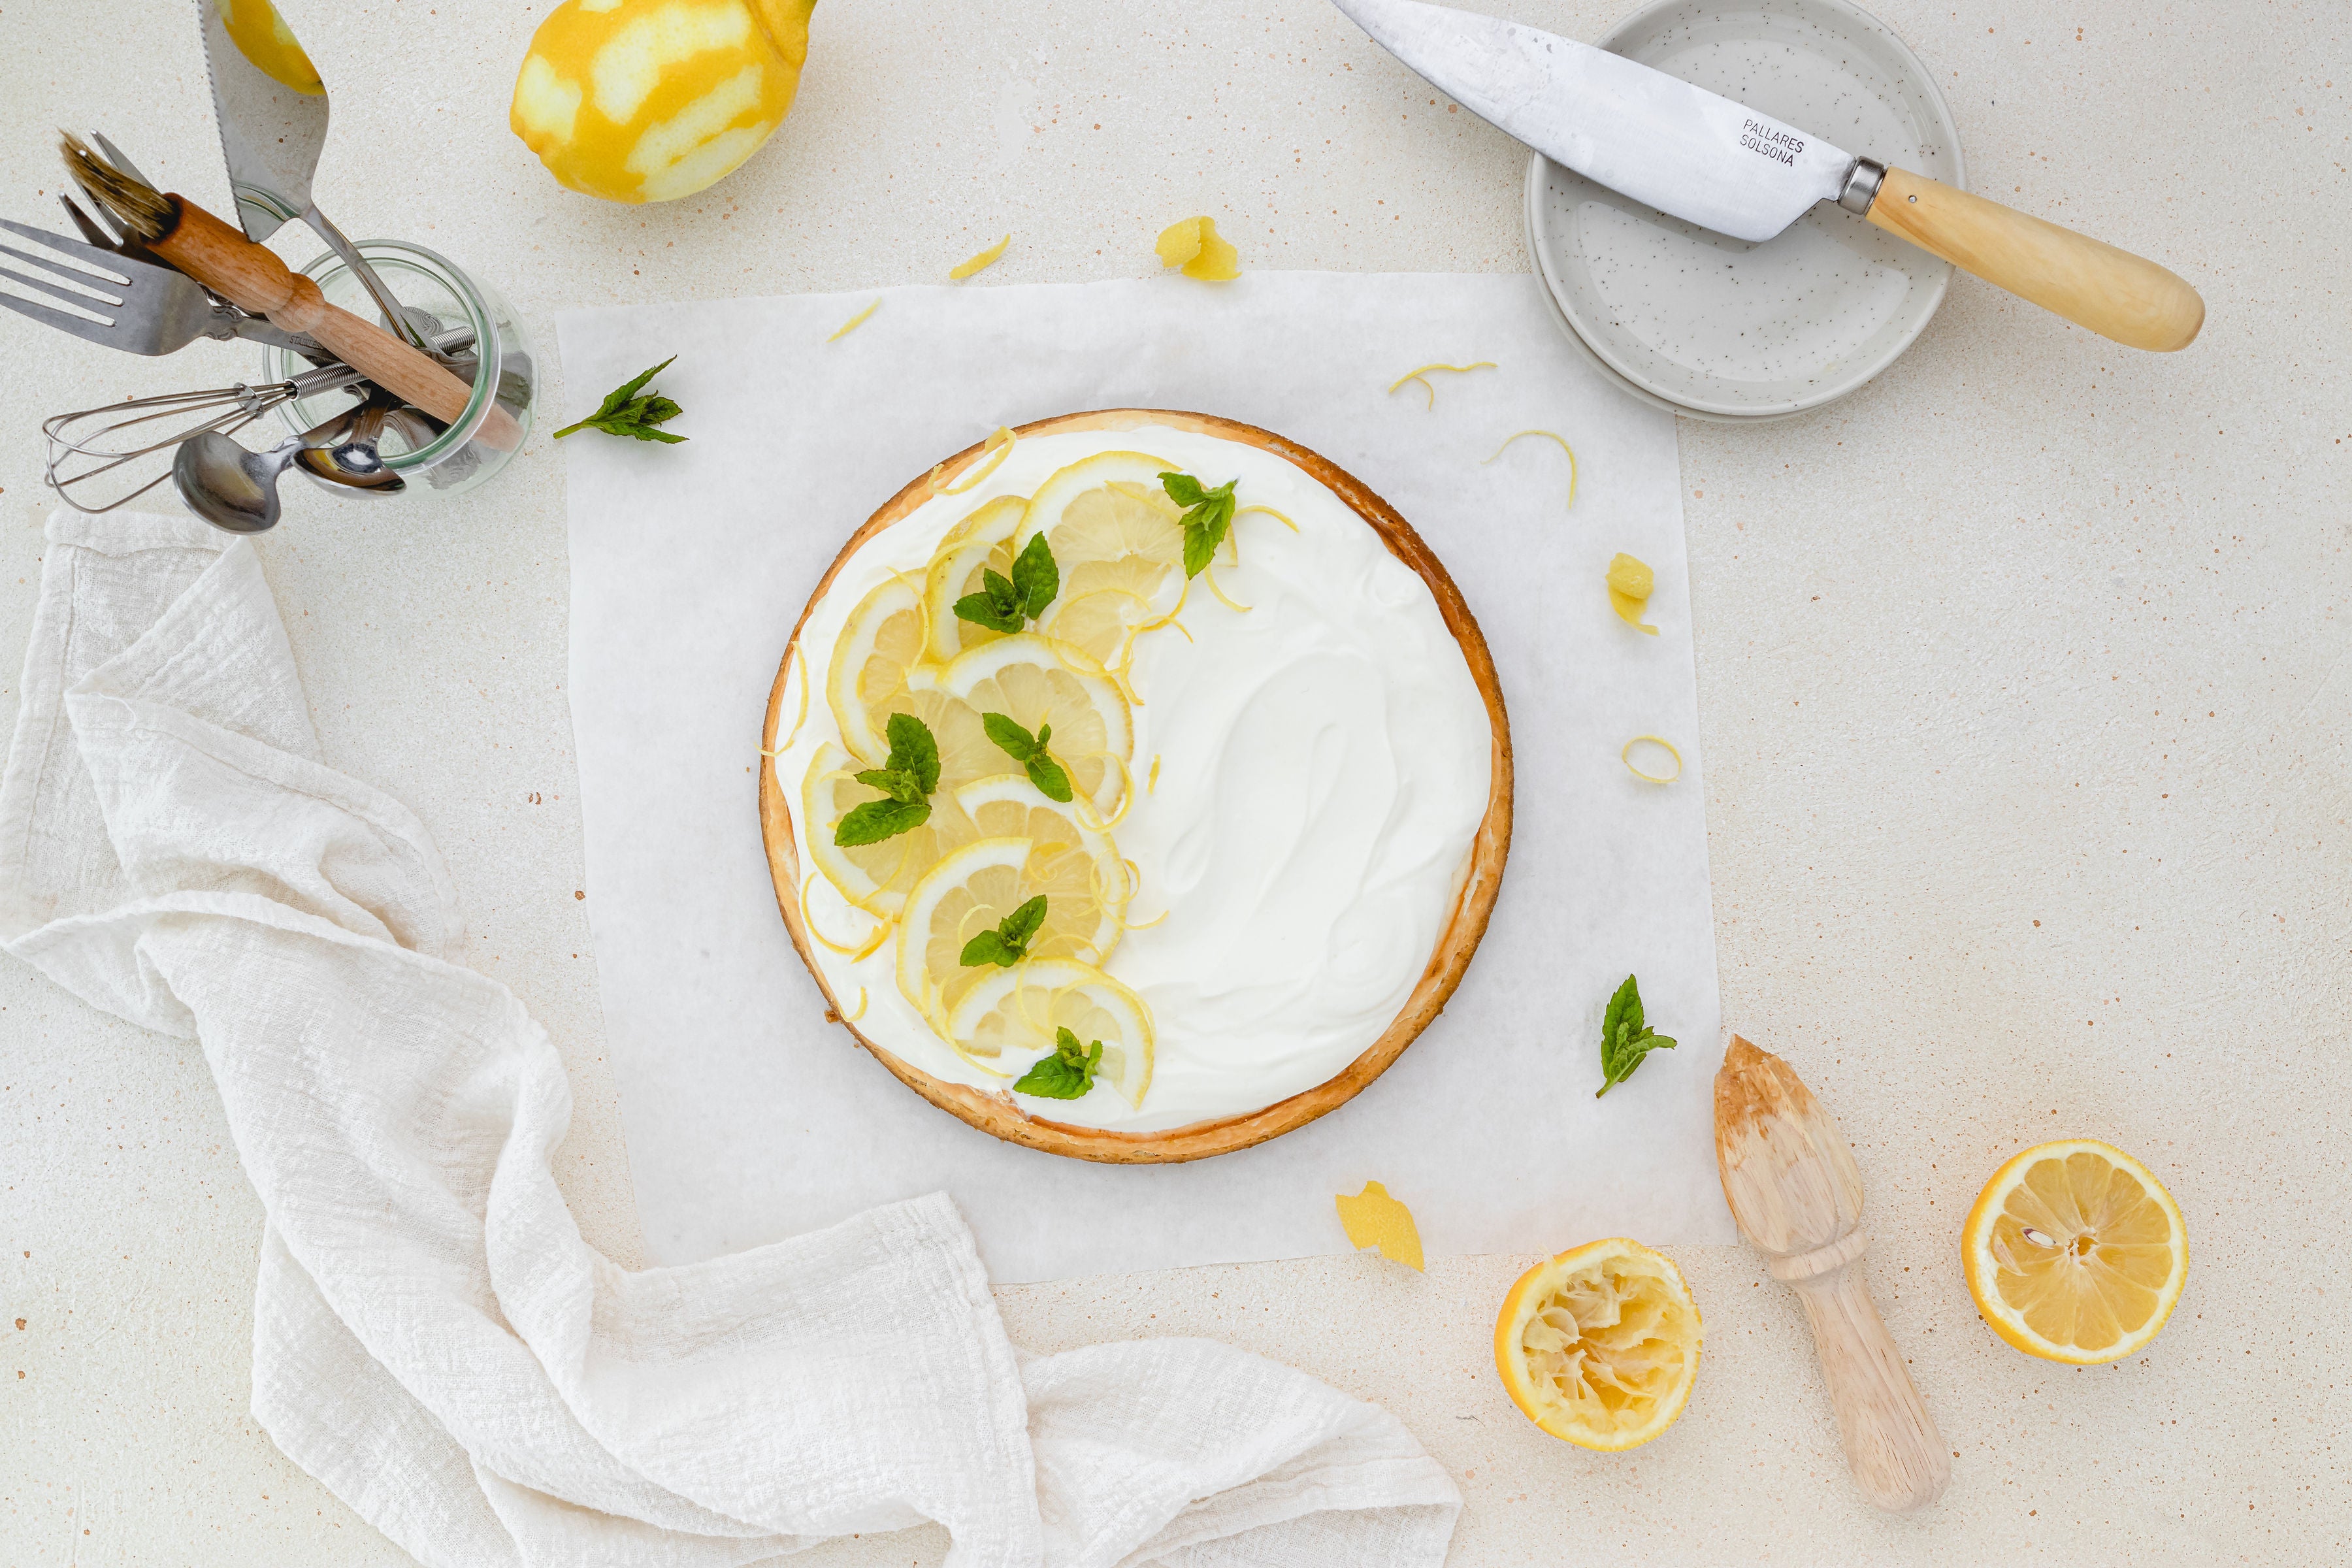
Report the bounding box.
[2,1,2345,1562]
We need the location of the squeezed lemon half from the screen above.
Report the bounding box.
[1495,1238,1701,1450]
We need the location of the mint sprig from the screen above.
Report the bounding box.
[1013,1026,1102,1099]
[960,894,1047,968]
[982,712,1073,803]
[833,713,941,846]
[954,533,1059,634]
[1159,471,1238,578]
[1595,973,1676,1097]
[553,355,686,443]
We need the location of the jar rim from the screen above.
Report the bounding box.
[268,240,500,471]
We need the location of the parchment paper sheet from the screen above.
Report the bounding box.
[556,272,1735,1282]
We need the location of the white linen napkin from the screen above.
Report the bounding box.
[0,510,1460,1568]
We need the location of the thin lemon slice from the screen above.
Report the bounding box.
[1047,585,1156,677]
[923,495,1028,664]
[1963,1139,2187,1365]
[1495,1238,1701,1452]
[896,834,1124,1026]
[945,956,1154,1107]
[1016,453,1184,571]
[936,634,1133,817]
[825,577,928,762]
[801,742,974,915]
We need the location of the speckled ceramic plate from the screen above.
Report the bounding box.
[1526,0,1965,421]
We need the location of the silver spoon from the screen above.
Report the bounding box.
[293,390,404,497]
[172,402,374,533]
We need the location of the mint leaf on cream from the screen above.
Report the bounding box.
[1159,471,1237,579]
[1014,1027,1102,1099]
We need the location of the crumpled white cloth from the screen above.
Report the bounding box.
[0,510,1461,1568]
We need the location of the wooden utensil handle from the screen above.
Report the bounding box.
[1783,1256,1951,1511]
[1867,167,2203,352]
[158,199,522,452]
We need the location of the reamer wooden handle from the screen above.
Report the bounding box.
[1772,1228,1951,1512]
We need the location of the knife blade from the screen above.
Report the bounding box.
[1333,0,2204,351]
[1334,0,1854,244]
[197,0,327,243]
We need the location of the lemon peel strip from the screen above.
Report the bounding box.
[1235,503,1298,533]
[802,871,893,958]
[932,427,1017,496]
[1147,754,1162,794]
[826,299,881,342]
[1606,552,1659,636]
[760,645,809,759]
[1122,906,1169,931]
[1484,429,1578,510]
[841,987,869,1024]
[1388,361,1497,410]
[1622,734,1682,785]
[1203,564,1252,614]
[1335,1181,1425,1271]
[950,233,1011,280]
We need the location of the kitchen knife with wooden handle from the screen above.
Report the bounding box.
[1335,0,2202,352]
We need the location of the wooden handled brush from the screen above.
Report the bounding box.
[1714,1035,1950,1511]
[62,135,521,453]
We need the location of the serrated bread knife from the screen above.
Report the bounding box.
[1333,0,2203,351]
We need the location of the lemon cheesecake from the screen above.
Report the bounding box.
[759,410,1511,1161]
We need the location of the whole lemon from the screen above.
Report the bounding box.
[511,0,817,204]
[216,0,323,96]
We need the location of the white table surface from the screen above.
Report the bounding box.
[1,1,2344,1562]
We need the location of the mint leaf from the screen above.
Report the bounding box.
[885,711,939,796]
[553,357,687,442]
[1025,752,1073,803]
[955,567,1026,634]
[831,714,939,845]
[1595,973,1676,1097]
[835,796,929,847]
[960,894,1047,968]
[984,711,1040,760]
[1013,1026,1101,1099]
[1011,532,1059,620]
[1160,472,1237,579]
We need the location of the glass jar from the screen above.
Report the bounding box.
[263,240,535,497]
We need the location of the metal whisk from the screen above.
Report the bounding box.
[42,325,476,515]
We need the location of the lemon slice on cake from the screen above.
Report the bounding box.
[945,957,1154,1106]
[935,635,1133,817]
[897,832,1126,1025]
[923,495,1028,663]
[1017,454,1186,603]
[1495,1238,1703,1451]
[825,577,928,762]
[801,742,974,915]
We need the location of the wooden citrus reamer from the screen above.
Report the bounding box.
[1714,1035,1949,1511]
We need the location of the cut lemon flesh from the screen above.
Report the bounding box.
[801,743,973,915]
[896,833,1124,1026]
[1017,455,1184,579]
[1495,1238,1701,1451]
[945,956,1154,1107]
[1963,1139,2187,1364]
[923,495,1028,663]
[825,577,928,763]
[936,634,1133,817]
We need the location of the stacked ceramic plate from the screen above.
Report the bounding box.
[1526,0,1966,423]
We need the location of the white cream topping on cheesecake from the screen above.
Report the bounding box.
[776,425,1492,1134]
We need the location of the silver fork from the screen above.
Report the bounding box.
[0,216,322,357]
